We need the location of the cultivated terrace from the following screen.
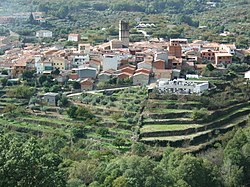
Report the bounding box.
[0,0,250,186]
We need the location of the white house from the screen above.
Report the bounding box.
[244,70,250,80]
[219,44,236,55]
[102,54,120,71]
[34,55,43,74]
[68,34,80,42]
[35,56,53,74]
[72,54,90,67]
[36,30,53,38]
[157,79,209,94]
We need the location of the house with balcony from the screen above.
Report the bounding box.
[157,79,209,94]
[214,53,233,66]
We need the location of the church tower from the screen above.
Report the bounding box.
[119,20,129,48]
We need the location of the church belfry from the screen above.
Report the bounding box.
[119,20,129,47]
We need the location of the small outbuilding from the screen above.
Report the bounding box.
[43,92,59,106]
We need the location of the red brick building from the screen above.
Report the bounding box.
[80,78,94,91]
[215,53,233,66]
[152,59,165,70]
[201,49,215,62]
[168,45,182,58]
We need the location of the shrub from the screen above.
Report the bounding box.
[96,128,109,137]
[192,108,209,121]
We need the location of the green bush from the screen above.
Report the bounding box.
[192,108,209,121]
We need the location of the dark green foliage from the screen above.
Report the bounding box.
[58,95,69,107]
[67,105,95,120]
[1,69,8,75]
[0,78,8,87]
[7,85,35,99]
[192,108,209,121]
[67,105,78,118]
[22,70,36,81]
[38,74,48,85]
[73,81,81,90]
[112,137,126,148]
[222,129,250,186]
[72,127,87,139]
[206,63,215,71]
[52,68,60,75]
[0,133,66,187]
[96,128,109,137]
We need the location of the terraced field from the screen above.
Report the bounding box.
[140,98,250,149]
[0,87,148,153]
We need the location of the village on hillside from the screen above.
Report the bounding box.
[0,19,250,104]
[1,1,250,186]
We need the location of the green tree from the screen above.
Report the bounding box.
[39,74,48,85]
[29,96,39,106]
[69,160,98,185]
[52,68,60,75]
[131,142,146,156]
[73,81,81,90]
[173,155,220,187]
[191,108,209,121]
[7,85,35,99]
[1,69,8,75]
[67,105,78,118]
[0,133,66,187]
[100,156,160,187]
[0,78,8,87]
[22,70,36,81]
[112,137,126,148]
[206,63,215,71]
[71,126,87,139]
[58,95,69,107]
[96,128,109,137]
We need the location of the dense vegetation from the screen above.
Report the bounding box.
[1,123,250,186]
[0,0,250,186]
[0,0,249,47]
[0,74,249,186]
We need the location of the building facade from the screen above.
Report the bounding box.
[157,79,209,94]
[119,20,129,47]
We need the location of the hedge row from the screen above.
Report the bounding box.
[200,101,250,123]
[17,118,66,129]
[140,108,250,138]
[144,111,191,119]
[146,103,202,110]
[143,119,194,125]
[140,119,248,147]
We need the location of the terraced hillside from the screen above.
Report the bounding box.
[140,96,250,150]
[0,87,148,155]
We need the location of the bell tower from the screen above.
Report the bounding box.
[119,20,129,48]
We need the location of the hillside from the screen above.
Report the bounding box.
[0,0,249,47]
[0,0,250,186]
